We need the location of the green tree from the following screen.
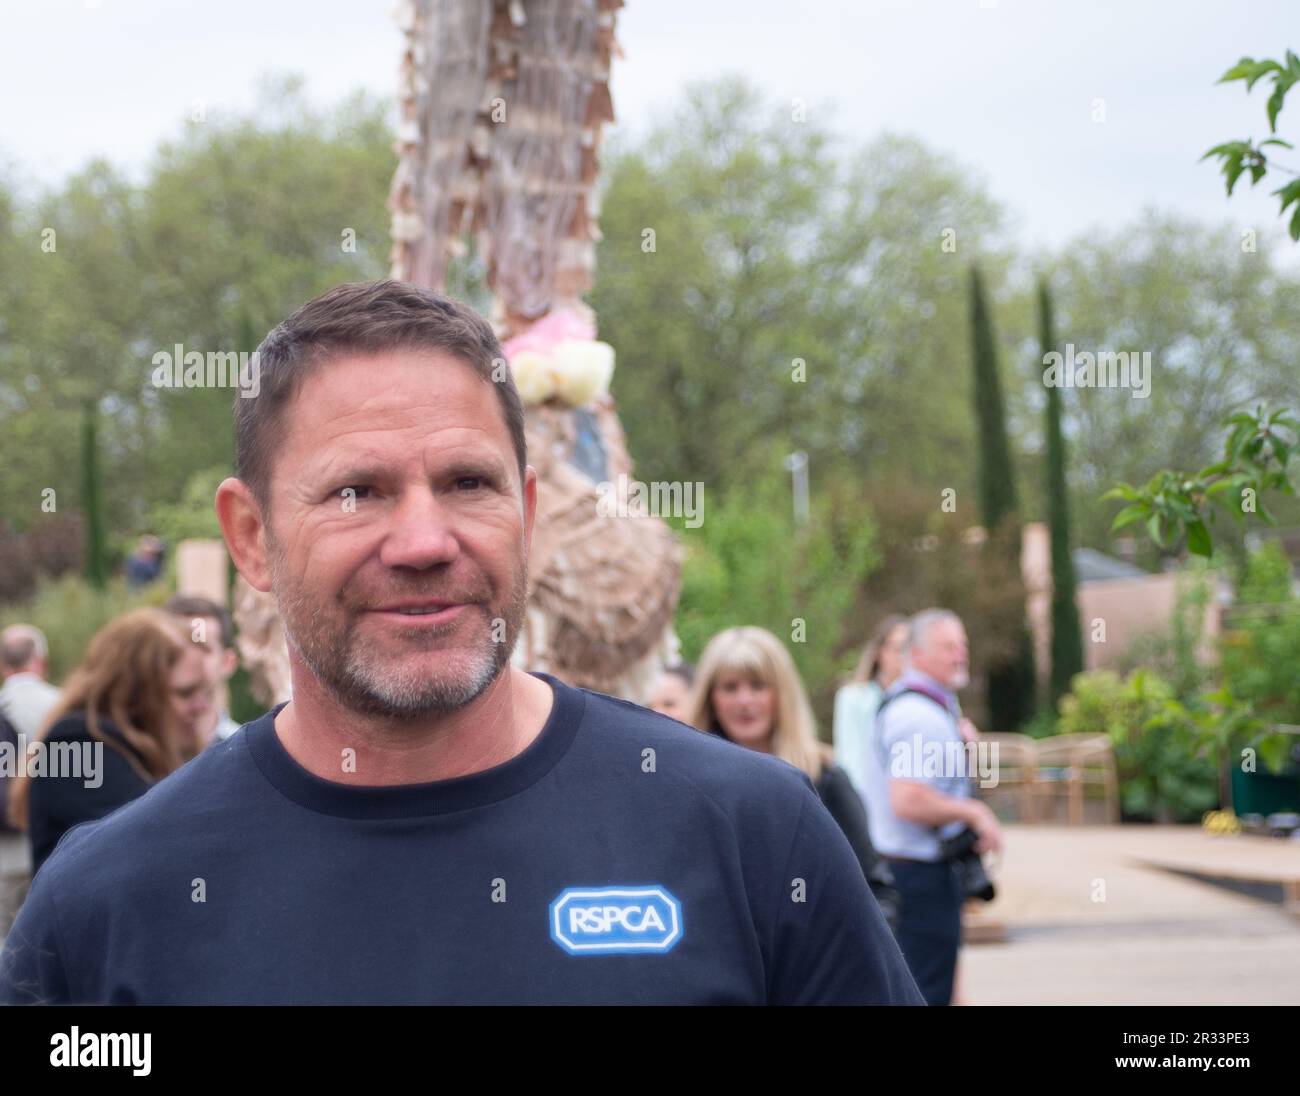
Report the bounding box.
[1113,51,1300,558]
[674,454,879,731]
[969,264,1035,728]
[1107,404,1298,558]
[0,79,397,560]
[1039,278,1083,704]
[132,77,395,502]
[1050,214,1300,556]
[592,77,1014,500]
[853,475,1039,733]
[1203,51,1300,237]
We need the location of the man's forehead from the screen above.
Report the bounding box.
[296,349,492,409]
[917,621,965,648]
[284,354,512,463]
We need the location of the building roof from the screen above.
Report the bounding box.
[1073,548,1148,583]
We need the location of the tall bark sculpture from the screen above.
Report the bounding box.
[235,0,682,706]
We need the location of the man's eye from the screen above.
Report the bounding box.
[456,477,485,491]
[334,486,371,500]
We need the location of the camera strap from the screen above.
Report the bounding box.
[872,681,958,769]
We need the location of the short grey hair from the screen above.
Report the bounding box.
[1,624,48,670]
[905,609,963,656]
[234,280,527,511]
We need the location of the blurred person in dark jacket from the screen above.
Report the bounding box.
[124,535,165,590]
[688,626,901,930]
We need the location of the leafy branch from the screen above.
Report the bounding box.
[1165,685,1295,778]
[1202,51,1300,238]
[1104,406,1299,557]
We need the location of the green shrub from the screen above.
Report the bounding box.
[1220,542,1300,725]
[1058,669,1219,822]
[0,573,170,684]
[146,466,228,546]
[1117,564,1217,704]
[1017,708,1059,741]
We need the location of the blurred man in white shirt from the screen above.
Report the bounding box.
[0,625,61,738]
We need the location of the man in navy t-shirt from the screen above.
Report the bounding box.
[0,281,921,1005]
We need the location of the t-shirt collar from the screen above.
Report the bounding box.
[243,671,583,819]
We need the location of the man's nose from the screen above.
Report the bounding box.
[378,487,461,570]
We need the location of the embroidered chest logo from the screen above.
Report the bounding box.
[549,886,683,955]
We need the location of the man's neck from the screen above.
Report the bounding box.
[273,663,554,787]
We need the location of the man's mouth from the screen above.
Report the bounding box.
[367,601,468,626]
[384,603,455,614]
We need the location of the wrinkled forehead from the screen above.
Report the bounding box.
[280,352,517,476]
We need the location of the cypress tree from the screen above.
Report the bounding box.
[1040,277,1084,704]
[968,264,1035,728]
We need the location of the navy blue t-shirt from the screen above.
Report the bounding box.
[0,673,921,1005]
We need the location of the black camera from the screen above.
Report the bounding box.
[939,826,995,902]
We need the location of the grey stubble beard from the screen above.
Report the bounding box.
[267,532,530,721]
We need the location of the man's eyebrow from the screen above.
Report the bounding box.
[305,463,390,487]
[303,454,512,486]
[297,447,389,482]
[443,455,511,480]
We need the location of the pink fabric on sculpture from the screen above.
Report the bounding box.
[502,309,596,360]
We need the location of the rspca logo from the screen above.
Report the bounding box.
[549,886,683,955]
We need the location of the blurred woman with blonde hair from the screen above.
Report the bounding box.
[688,626,899,928]
[7,608,214,874]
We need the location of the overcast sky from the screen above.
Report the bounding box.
[2,0,1297,256]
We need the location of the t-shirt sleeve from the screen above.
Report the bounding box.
[0,865,73,1004]
[879,697,940,781]
[767,788,923,1005]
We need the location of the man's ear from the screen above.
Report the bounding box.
[215,477,273,593]
[522,464,538,555]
